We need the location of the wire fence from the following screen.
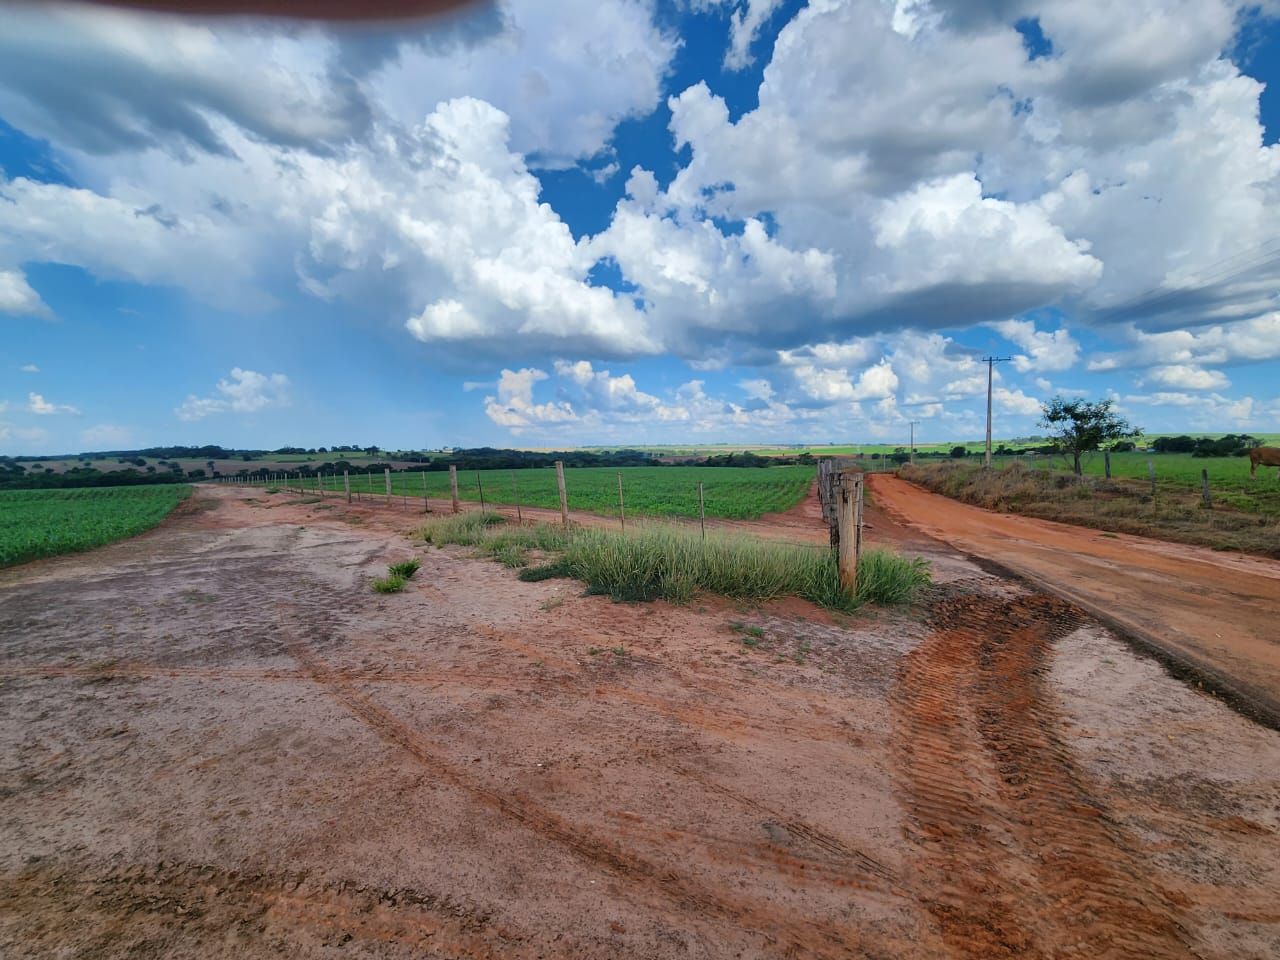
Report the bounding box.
[219,463,827,524]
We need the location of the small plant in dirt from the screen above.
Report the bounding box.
[612,646,628,657]
[374,559,420,592]
[372,574,406,593]
[388,558,421,579]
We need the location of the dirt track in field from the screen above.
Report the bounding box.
[868,473,1280,728]
[1,486,1278,958]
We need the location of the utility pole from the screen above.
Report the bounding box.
[983,356,1012,468]
[908,421,920,464]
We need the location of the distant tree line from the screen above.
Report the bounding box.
[1150,434,1261,457]
[0,461,194,491]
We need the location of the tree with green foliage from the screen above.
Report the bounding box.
[1039,396,1140,476]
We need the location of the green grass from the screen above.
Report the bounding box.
[421,515,930,611]
[0,484,192,568]
[372,574,406,593]
[1070,450,1280,516]
[419,511,507,545]
[321,465,816,520]
[388,558,421,579]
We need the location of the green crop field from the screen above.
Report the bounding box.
[311,465,816,520]
[0,485,192,568]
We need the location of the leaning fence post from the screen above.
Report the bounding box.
[556,460,569,527]
[344,470,351,504]
[422,471,430,513]
[449,465,460,514]
[512,470,522,524]
[384,467,391,506]
[1148,460,1156,498]
[698,482,706,542]
[617,472,625,530]
[476,471,486,511]
[1201,468,1213,509]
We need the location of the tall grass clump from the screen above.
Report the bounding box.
[562,523,929,610]
[419,511,505,546]
[388,558,421,579]
[419,514,929,610]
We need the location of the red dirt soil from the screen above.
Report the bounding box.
[869,473,1280,727]
[1,486,1277,958]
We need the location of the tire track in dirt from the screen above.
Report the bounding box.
[275,602,892,959]
[894,590,1197,959]
[0,863,522,958]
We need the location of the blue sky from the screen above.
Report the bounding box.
[2,0,1279,454]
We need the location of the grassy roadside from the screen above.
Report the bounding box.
[420,512,930,611]
[901,460,1280,558]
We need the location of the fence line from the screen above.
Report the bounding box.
[216,462,839,530]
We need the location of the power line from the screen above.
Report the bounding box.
[1095,236,1280,322]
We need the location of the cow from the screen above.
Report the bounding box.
[1248,446,1280,478]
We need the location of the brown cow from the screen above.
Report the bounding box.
[1248,446,1280,478]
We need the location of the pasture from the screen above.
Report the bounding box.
[1069,449,1280,516]
[317,464,816,520]
[0,484,192,568]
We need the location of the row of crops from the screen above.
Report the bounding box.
[305,465,817,520]
[0,485,192,568]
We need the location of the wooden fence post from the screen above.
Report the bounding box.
[384,467,391,506]
[344,470,351,504]
[1201,468,1213,509]
[835,471,861,598]
[450,465,460,514]
[422,471,430,513]
[854,473,864,559]
[1148,460,1156,498]
[511,470,522,524]
[698,482,706,542]
[1104,450,1112,479]
[555,460,569,527]
[617,472,625,530]
[476,471,486,511]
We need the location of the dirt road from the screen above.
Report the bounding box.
[2,487,1278,958]
[868,473,1280,727]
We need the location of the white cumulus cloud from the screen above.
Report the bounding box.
[27,392,79,415]
[175,368,290,421]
